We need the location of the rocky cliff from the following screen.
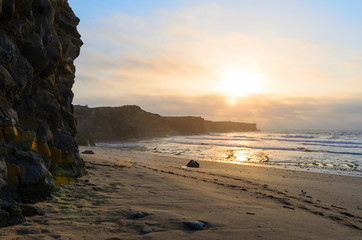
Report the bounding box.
[0,0,84,213]
[74,105,257,145]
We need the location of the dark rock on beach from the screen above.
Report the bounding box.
[133,211,146,219]
[0,204,39,227]
[0,0,84,225]
[81,150,95,154]
[186,160,200,168]
[141,227,153,234]
[183,221,205,230]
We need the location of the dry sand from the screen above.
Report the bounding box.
[0,146,361,239]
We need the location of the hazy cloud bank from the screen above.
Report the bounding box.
[72,2,362,130]
[75,93,362,130]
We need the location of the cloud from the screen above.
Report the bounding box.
[72,2,362,129]
[74,4,362,95]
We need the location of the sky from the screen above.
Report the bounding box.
[68,0,362,130]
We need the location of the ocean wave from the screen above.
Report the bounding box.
[183,136,258,142]
[315,150,362,156]
[168,140,362,156]
[302,142,362,149]
[169,139,296,151]
[281,134,315,139]
[183,135,362,146]
[232,135,257,139]
[260,137,362,145]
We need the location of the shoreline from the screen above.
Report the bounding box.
[80,146,362,229]
[0,146,361,239]
[95,143,362,178]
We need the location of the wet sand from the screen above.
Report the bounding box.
[0,146,361,239]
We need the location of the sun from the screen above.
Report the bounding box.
[219,69,262,104]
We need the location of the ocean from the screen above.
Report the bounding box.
[98,130,362,177]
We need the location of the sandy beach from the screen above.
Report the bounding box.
[0,146,361,239]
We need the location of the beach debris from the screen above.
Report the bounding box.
[260,155,269,162]
[246,212,256,215]
[186,160,200,168]
[183,221,205,230]
[141,227,153,234]
[225,153,236,160]
[81,150,95,154]
[300,190,307,196]
[133,212,146,218]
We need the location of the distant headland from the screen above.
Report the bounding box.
[74,105,257,146]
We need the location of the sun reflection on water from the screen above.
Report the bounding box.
[222,148,270,165]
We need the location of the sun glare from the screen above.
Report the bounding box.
[219,69,262,104]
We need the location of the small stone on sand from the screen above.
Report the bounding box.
[186,160,200,168]
[141,227,152,234]
[183,221,205,230]
[133,212,145,218]
[82,150,95,154]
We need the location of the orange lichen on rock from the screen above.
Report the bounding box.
[54,176,76,186]
[37,142,51,156]
[13,130,36,146]
[31,139,38,152]
[4,126,19,141]
[47,74,56,87]
[63,63,73,76]
[52,167,65,177]
[61,154,76,165]
[50,147,62,166]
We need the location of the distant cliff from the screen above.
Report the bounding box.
[74,105,257,145]
[0,0,84,211]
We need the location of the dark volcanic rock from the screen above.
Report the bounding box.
[74,105,258,145]
[0,0,84,213]
[186,160,200,168]
[81,150,94,155]
[133,212,146,219]
[183,221,205,230]
[141,227,153,234]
